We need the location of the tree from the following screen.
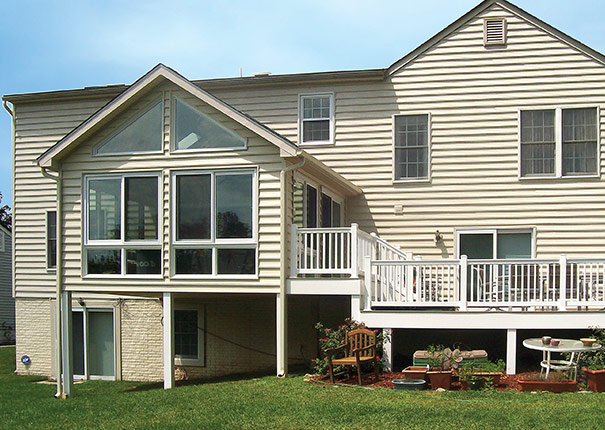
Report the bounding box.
[0,192,11,231]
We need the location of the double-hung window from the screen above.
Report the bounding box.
[172,169,256,277]
[47,211,57,269]
[299,94,333,145]
[84,174,161,276]
[174,308,205,366]
[520,107,599,178]
[394,114,430,181]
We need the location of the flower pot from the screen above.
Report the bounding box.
[402,366,428,381]
[517,379,577,393]
[428,370,452,390]
[583,368,605,393]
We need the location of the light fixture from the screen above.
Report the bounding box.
[435,230,443,243]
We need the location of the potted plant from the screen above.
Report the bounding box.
[471,359,506,386]
[579,327,605,392]
[426,344,462,390]
[517,371,578,393]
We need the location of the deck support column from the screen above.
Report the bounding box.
[506,328,517,375]
[382,328,392,371]
[60,291,73,397]
[276,293,287,377]
[350,295,361,322]
[163,292,174,390]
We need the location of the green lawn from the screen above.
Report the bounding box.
[1,346,604,429]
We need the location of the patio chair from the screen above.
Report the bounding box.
[325,328,379,385]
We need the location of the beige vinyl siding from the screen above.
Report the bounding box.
[13,96,115,298]
[207,3,605,260]
[59,82,284,294]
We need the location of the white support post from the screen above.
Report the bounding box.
[350,223,359,278]
[60,291,73,397]
[276,293,287,377]
[290,224,298,278]
[506,329,517,375]
[559,254,567,311]
[350,295,361,322]
[363,256,372,310]
[405,252,413,302]
[382,329,393,372]
[459,255,468,312]
[163,292,174,390]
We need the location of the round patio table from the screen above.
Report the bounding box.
[523,338,602,379]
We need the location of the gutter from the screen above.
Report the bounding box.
[278,153,305,377]
[40,167,63,398]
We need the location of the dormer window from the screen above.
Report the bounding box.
[484,18,507,46]
[94,101,163,155]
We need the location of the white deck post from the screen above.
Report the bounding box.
[363,256,372,310]
[290,224,298,278]
[350,223,359,278]
[405,252,413,302]
[459,255,468,311]
[382,328,393,372]
[163,292,174,390]
[559,254,567,311]
[60,291,73,397]
[276,293,287,377]
[506,329,517,375]
[351,295,361,322]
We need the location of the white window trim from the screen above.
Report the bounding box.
[71,305,118,381]
[293,173,345,228]
[518,106,601,180]
[298,92,335,146]
[171,95,248,153]
[454,227,537,259]
[82,172,163,279]
[170,168,259,279]
[46,210,57,271]
[174,305,205,367]
[392,112,432,184]
[92,98,164,157]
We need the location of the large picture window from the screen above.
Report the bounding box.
[84,174,161,276]
[173,170,256,277]
[394,114,429,180]
[520,107,599,178]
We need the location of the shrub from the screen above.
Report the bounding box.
[577,327,605,371]
[313,318,390,376]
[426,344,462,371]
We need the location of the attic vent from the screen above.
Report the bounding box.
[484,18,507,46]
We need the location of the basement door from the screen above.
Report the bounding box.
[72,308,115,380]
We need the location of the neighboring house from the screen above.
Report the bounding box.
[3,0,605,396]
[0,225,13,344]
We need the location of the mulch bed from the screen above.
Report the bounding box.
[310,371,528,391]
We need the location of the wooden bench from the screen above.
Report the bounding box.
[325,328,379,385]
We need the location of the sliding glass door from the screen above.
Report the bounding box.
[72,308,115,380]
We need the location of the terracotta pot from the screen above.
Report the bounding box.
[583,368,605,393]
[402,366,428,381]
[428,370,452,390]
[517,379,577,393]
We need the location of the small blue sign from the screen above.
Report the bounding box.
[21,355,31,365]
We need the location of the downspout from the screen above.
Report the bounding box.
[278,152,305,377]
[41,167,63,398]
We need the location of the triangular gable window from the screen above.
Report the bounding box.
[174,97,246,151]
[94,101,163,155]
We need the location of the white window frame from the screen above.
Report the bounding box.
[454,227,537,259]
[171,168,258,279]
[83,172,162,279]
[174,305,205,367]
[92,99,164,157]
[171,96,247,153]
[518,106,601,179]
[72,305,118,381]
[293,173,344,228]
[298,93,335,146]
[392,112,431,183]
[46,210,57,271]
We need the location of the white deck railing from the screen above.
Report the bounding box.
[290,224,380,278]
[367,255,605,311]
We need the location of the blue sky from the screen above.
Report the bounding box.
[1,0,604,207]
